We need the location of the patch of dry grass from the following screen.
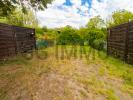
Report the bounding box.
[0,46,132,100]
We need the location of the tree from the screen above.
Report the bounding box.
[57,26,81,45]
[85,29,106,50]
[78,27,88,39]
[107,10,133,27]
[6,9,38,28]
[0,0,15,17]
[0,0,53,16]
[86,16,105,29]
[42,26,48,32]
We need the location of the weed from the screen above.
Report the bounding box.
[99,88,119,100]
[121,84,133,97]
[80,90,88,97]
[99,66,106,76]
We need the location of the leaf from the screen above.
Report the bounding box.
[22,6,27,14]
[11,0,19,4]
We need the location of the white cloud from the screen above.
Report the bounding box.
[37,0,133,28]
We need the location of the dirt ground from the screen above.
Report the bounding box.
[0,48,133,100]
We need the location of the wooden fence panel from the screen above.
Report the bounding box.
[108,21,133,64]
[127,22,133,64]
[0,23,36,60]
[108,24,127,61]
[0,23,16,59]
[13,26,36,53]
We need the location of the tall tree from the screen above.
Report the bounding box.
[107,10,133,27]
[0,0,53,16]
[6,9,38,28]
[86,15,105,29]
[78,27,88,39]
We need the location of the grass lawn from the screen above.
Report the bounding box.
[0,46,132,100]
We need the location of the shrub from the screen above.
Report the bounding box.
[85,29,106,50]
[57,26,82,45]
[93,39,105,50]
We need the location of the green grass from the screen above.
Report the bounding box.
[80,90,88,97]
[96,51,133,96]
[121,84,133,96]
[99,88,119,100]
[98,66,106,76]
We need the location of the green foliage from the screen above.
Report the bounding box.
[5,9,38,27]
[57,26,82,45]
[107,10,133,27]
[0,17,7,23]
[86,15,105,29]
[93,39,105,50]
[47,29,58,40]
[0,0,53,16]
[35,25,106,50]
[78,27,88,40]
[36,28,44,36]
[36,27,57,40]
[85,29,106,50]
[84,16,107,50]
[30,0,53,10]
[0,0,15,17]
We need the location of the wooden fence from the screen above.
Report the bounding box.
[0,23,36,59]
[107,21,133,64]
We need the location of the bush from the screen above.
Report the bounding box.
[93,39,105,50]
[57,26,82,45]
[85,29,106,50]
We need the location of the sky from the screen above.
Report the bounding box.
[37,0,133,28]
